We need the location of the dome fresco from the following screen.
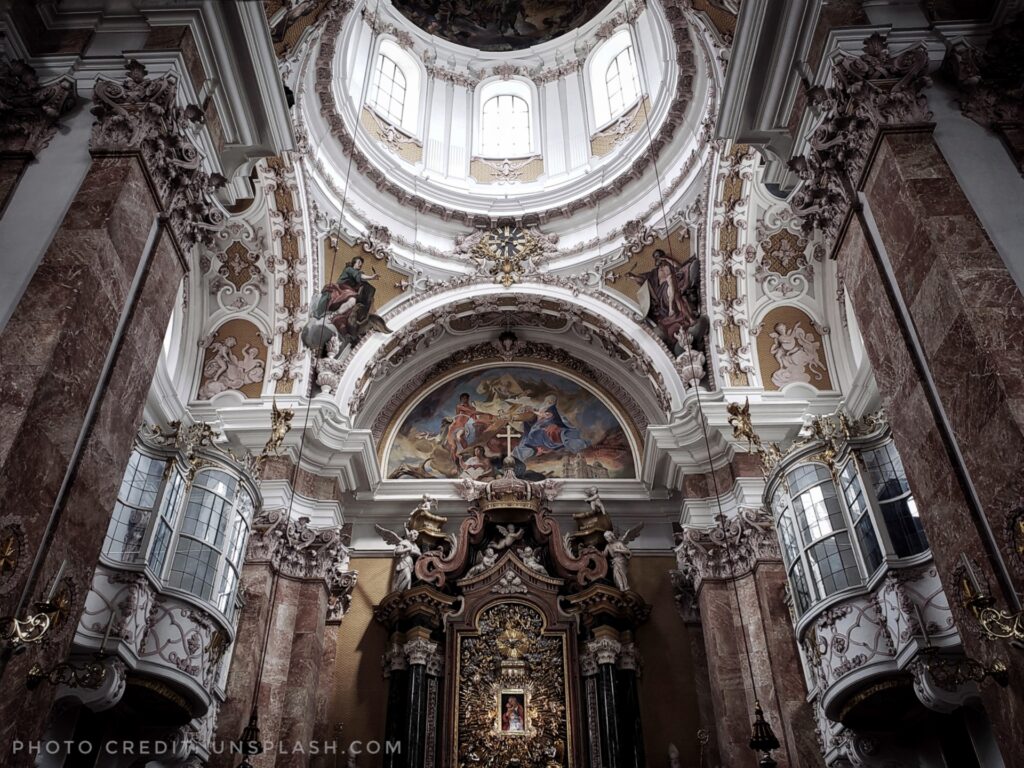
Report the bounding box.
[390,0,614,51]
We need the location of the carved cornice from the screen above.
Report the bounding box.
[788,34,932,254]
[246,508,348,583]
[562,582,652,626]
[0,57,76,155]
[374,584,460,630]
[675,507,780,593]
[90,59,226,249]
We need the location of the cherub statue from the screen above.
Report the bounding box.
[583,487,606,516]
[465,546,498,578]
[492,524,524,552]
[570,487,613,549]
[518,546,547,574]
[375,524,421,593]
[408,494,447,538]
[263,399,294,456]
[604,524,644,592]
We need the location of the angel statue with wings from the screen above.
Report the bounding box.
[375,524,421,593]
[604,524,644,592]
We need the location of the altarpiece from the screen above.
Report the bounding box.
[375,463,650,768]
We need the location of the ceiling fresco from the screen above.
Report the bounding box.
[390,0,613,51]
[385,365,637,480]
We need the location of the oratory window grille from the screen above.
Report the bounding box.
[768,429,929,616]
[100,431,259,621]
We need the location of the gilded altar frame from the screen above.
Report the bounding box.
[444,557,581,768]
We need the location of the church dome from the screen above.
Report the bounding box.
[293,0,718,269]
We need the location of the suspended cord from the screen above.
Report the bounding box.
[627,11,778,754]
[250,0,382,711]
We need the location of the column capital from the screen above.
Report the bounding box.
[579,651,599,677]
[382,641,408,676]
[789,33,932,252]
[942,20,1024,131]
[326,566,358,624]
[675,507,780,594]
[89,59,225,249]
[587,637,622,666]
[403,637,441,668]
[0,56,76,156]
[246,508,348,584]
[616,642,642,674]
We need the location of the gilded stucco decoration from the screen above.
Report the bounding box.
[455,603,570,764]
[709,143,758,386]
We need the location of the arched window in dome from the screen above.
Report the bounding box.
[478,80,534,158]
[370,39,420,135]
[589,29,643,128]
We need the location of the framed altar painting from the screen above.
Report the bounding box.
[499,690,528,734]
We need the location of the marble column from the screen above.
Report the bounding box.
[382,641,409,768]
[402,634,442,768]
[789,33,1024,764]
[669,575,723,768]
[588,635,622,768]
[675,510,821,768]
[580,651,604,768]
[0,59,226,761]
[615,640,645,768]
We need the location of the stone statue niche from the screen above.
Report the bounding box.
[374,474,650,768]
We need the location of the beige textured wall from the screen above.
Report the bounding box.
[330,557,392,766]
[329,556,701,767]
[632,555,703,767]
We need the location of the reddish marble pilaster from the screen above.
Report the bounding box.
[214,511,352,768]
[677,510,821,768]
[838,165,1024,765]
[696,569,821,768]
[210,562,277,768]
[0,153,184,762]
[275,580,329,768]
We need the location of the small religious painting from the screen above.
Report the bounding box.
[385,366,637,480]
[499,691,527,734]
